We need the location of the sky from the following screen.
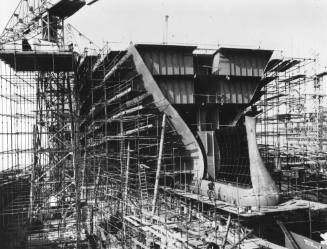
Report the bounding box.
[0,0,327,68]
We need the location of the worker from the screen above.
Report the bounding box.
[208,181,215,201]
[22,39,32,51]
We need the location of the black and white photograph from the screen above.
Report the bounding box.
[0,0,326,248]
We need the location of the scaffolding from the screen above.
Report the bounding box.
[1,39,327,249]
[76,47,208,248]
[257,56,327,201]
[0,47,88,248]
[0,61,35,248]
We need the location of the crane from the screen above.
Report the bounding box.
[0,0,54,45]
[0,0,99,48]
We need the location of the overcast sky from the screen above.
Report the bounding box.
[1,0,327,68]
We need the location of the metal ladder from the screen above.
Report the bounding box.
[139,164,149,207]
[119,122,126,180]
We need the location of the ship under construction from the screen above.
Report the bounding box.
[0,1,327,249]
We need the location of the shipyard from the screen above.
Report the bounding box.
[0,0,327,248]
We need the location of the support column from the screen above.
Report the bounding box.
[152,114,167,215]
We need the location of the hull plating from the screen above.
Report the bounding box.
[195,116,279,207]
[129,45,278,207]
